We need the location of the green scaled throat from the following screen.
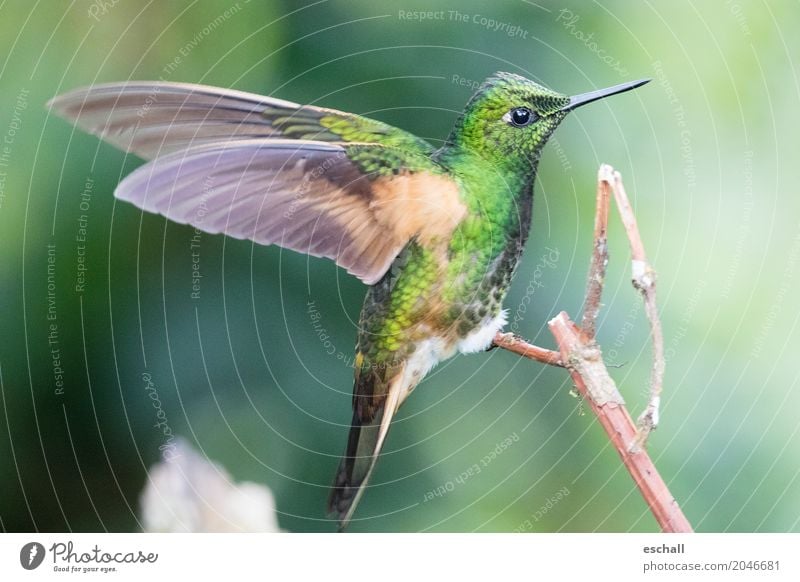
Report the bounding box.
[47,71,650,530]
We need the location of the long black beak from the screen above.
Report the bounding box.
[562,78,650,111]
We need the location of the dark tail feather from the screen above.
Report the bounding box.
[327,386,401,530]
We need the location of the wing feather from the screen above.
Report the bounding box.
[50,82,462,284]
[48,81,435,160]
[113,139,458,284]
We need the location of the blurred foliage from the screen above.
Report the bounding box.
[1,0,799,532]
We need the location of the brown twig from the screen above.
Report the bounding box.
[490,164,691,533]
[549,312,691,532]
[580,165,612,339]
[605,166,665,446]
[492,332,563,367]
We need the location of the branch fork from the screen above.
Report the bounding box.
[492,164,690,533]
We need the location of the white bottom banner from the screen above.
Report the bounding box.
[1,533,797,580]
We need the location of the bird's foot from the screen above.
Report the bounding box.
[487,331,519,352]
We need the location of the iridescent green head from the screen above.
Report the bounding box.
[446,72,649,169]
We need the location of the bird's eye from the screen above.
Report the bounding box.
[505,107,537,127]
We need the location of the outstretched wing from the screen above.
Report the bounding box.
[47,81,436,160]
[48,82,462,284]
[115,139,465,284]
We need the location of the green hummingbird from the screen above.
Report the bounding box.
[49,72,648,529]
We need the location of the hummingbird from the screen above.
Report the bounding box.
[49,72,648,529]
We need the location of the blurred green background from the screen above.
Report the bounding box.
[1,0,798,533]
